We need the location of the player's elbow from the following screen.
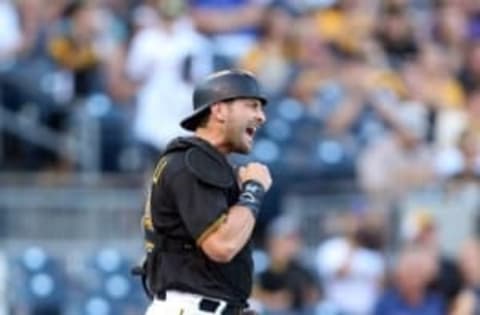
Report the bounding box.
[201,237,237,263]
[205,247,236,263]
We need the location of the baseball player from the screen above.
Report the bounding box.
[134,69,272,315]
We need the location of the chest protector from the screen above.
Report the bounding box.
[132,137,237,299]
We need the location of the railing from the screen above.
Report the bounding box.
[0,175,478,253]
[0,101,101,173]
[284,183,480,258]
[0,174,478,315]
[0,174,145,245]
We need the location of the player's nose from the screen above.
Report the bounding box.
[256,108,266,125]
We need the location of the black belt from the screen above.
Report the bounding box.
[156,293,245,315]
[200,299,244,315]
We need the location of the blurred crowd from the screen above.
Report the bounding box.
[0,0,479,167]
[248,210,480,315]
[4,211,480,315]
[0,0,480,200]
[1,0,480,194]
[2,0,480,314]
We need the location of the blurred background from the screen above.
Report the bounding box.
[1,0,480,314]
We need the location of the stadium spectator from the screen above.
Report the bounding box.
[254,215,320,314]
[374,245,446,315]
[415,43,465,111]
[239,2,297,99]
[460,41,480,93]
[315,211,385,315]
[436,127,480,180]
[312,0,377,59]
[357,101,434,210]
[451,238,480,315]
[190,0,265,63]
[376,1,418,69]
[125,0,213,166]
[48,1,100,97]
[401,210,463,310]
[433,3,468,73]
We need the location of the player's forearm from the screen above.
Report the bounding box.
[201,166,270,263]
[200,205,256,262]
[219,205,256,250]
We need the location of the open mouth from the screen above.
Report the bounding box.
[246,127,256,138]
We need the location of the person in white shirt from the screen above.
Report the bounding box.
[126,0,213,163]
[315,213,385,315]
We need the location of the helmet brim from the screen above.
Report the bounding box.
[180,104,211,131]
[180,96,267,131]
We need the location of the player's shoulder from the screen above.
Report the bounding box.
[162,137,235,189]
[155,149,188,178]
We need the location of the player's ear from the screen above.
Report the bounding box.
[210,102,228,123]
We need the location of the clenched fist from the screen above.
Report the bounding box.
[238,163,272,191]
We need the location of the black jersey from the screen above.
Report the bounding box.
[144,136,253,307]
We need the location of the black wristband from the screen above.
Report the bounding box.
[237,180,266,218]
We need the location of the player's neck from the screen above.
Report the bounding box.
[195,128,230,155]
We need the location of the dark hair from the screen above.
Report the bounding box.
[194,108,211,129]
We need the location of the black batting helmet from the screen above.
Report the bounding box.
[180,69,267,131]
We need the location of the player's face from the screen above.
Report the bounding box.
[223,98,266,154]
